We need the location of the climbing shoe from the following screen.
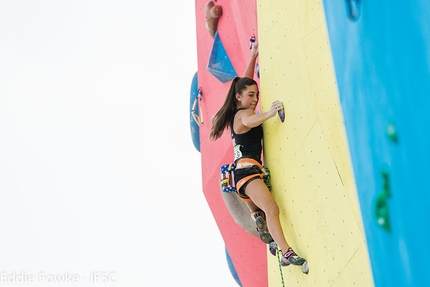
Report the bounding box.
[254,215,273,244]
[280,247,306,266]
[269,241,277,256]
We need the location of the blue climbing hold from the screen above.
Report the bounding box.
[189,71,200,152]
[225,247,242,286]
[207,31,238,83]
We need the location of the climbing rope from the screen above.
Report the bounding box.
[191,88,204,126]
[275,245,286,287]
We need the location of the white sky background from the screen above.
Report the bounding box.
[0,1,238,286]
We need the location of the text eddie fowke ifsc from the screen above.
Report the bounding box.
[0,271,117,284]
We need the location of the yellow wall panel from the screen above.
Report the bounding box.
[257,0,373,286]
[330,244,373,287]
[344,183,366,235]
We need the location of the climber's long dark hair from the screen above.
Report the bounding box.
[209,77,258,141]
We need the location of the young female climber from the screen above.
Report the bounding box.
[209,43,306,266]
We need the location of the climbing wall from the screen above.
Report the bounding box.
[256,1,374,286]
[194,0,267,286]
[323,1,430,286]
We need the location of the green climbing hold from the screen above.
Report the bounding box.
[374,192,391,231]
[387,124,398,143]
[374,170,391,231]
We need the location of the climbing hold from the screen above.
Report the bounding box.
[374,192,390,231]
[225,247,242,286]
[255,62,260,79]
[387,124,398,143]
[345,0,361,21]
[278,105,285,123]
[302,261,309,274]
[249,35,256,49]
[374,170,391,231]
[205,1,223,38]
[207,31,238,83]
[189,72,201,152]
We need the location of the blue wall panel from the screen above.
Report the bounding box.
[322,1,430,286]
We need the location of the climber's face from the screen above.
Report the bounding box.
[236,84,259,110]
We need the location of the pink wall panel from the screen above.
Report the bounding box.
[194,1,267,286]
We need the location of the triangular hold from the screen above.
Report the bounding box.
[207,31,238,83]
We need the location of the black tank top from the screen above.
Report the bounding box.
[231,108,263,164]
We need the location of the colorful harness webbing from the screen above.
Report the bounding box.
[220,160,271,194]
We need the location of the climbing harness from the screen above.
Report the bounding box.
[191,88,204,126]
[220,162,271,193]
[220,163,236,193]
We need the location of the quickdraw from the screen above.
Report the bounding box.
[191,88,204,126]
[249,34,256,49]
